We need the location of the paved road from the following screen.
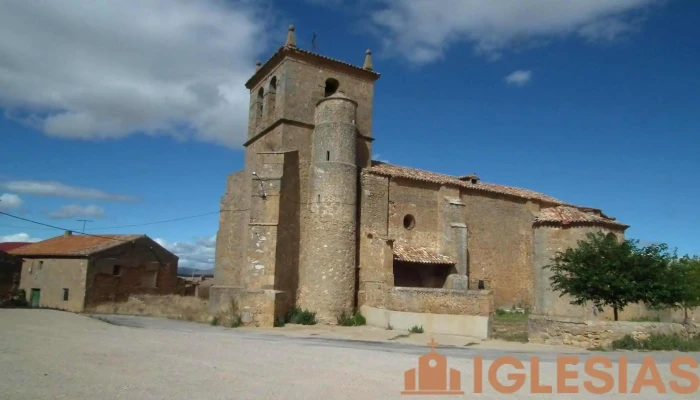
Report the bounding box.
[1,309,697,399]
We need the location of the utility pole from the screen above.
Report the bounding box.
[76,219,93,233]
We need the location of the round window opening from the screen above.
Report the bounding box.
[403,214,416,230]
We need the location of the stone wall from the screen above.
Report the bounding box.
[462,192,539,309]
[529,314,700,349]
[389,287,493,317]
[85,237,179,308]
[532,225,626,318]
[388,179,441,251]
[19,258,88,312]
[209,286,284,328]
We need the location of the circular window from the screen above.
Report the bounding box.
[403,214,416,230]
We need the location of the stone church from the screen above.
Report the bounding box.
[210,26,629,336]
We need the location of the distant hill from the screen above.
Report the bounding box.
[178,267,214,277]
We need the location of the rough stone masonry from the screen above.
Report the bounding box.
[209,25,629,332]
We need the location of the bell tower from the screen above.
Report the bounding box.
[211,25,380,326]
[242,25,380,168]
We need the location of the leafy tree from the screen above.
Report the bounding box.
[545,232,675,321]
[656,256,700,323]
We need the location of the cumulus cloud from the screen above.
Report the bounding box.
[0,232,43,243]
[505,70,532,87]
[365,0,662,64]
[372,153,390,163]
[47,204,105,220]
[155,235,216,269]
[0,0,275,148]
[0,180,137,201]
[0,193,23,209]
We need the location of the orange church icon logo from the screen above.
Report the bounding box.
[401,338,464,396]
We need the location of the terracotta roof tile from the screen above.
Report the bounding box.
[364,162,564,204]
[9,234,144,257]
[0,242,32,252]
[393,244,454,264]
[534,206,629,229]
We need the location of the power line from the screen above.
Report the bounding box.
[0,211,132,244]
[85,211,221,231]
[0,208,245,234]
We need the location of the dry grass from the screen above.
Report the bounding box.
[88,295,212,324]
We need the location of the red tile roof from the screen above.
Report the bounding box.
[364,162,564,204]
[9,234,143,257]
[0,242,32,252]
[393,244,454,264]
[534,206,629,229]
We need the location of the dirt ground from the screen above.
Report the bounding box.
[2,309,698,399]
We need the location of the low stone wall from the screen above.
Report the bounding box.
[529,314,700,349]
[209,285,285,327]
[389,287,493,317]
[361,305,492,338]
[360,287,494,338]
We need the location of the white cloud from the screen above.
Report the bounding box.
[155,235,216,269]
[366,0,662,64]
[505,70,532,87]
[0,180,137,201]
[0,232,43,243]
[0,193,22,209]
[372,153,390,163]
[0,0,275,148]
[47,204,105,220]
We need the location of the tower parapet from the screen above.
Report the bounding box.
[298,91,359,322]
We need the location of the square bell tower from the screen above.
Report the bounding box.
[242,25,380,168]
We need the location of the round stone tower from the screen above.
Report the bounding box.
[298,91,359,323]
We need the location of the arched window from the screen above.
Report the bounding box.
[267,77,277,117]
[256,87,264,120]
[324,78,339,97]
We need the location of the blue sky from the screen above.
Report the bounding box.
[1,0,699,268]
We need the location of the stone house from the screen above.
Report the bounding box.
[9,231,178,312]
[210,26,628,335]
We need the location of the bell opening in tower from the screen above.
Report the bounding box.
[324,78,339,97]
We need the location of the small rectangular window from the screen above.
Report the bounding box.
[317,194,321,202]
[62,288,69,301]
[326,151,330,161]
[38,260,44,269]
[113,265,122,276]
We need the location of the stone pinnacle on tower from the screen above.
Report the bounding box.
[285,25,296,48]
[363,49,373,71]
[255,61,261,72]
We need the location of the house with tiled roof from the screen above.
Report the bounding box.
[9,230,178,311]
[210,26,628,336]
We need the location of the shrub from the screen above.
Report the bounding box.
[611,333,700,352]
[337,311,367,326]
[409,325,424,333]
[2,289,28,307]
[230,315,242,328]
[274,317,285,327]
[285,306,317,325]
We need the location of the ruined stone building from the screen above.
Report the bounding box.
[211,26,628,336]
[9,231,178,312]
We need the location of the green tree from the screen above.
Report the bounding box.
[545,232,674,321]
[656,256,700,323]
